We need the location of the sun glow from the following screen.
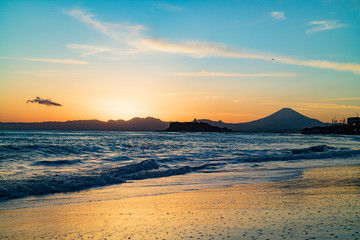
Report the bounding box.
[97,99,150,120]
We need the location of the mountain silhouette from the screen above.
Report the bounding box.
[0,108,324,132]
[199,108,324,132]
[0,117,169,131]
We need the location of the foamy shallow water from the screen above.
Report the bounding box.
[1,130,359,209]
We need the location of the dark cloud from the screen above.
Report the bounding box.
[26,97,62,107]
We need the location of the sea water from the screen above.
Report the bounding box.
[1,130,359,209]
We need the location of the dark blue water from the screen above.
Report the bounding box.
[1,130,360,201]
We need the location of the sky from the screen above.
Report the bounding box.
[1,0,360,123]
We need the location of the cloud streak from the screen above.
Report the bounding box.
[324,97,360,101]
[261,100,360,110]
[26,97,62,107]
[175,71,299,77]
[137,39,271,59]
[66,9,360,75]
[65,44,114,57]
[302,102,360,110]
[66,44,143,58]
[271,11,286,20]
[0,57,88,64]
[156,3,184,12]
[24,58,88,64]
[307,20,346,33]
[66,9,147,42]
[274,57,360,74]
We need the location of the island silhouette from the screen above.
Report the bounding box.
[165,119,232,132]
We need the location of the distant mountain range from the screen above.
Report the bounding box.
[0,117,168,131]
[0,108,325,133]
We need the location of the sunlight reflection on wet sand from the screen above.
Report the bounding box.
[0,165,359,239]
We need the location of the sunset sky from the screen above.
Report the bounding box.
[1,0,359,123]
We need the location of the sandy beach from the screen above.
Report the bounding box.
[0,165,359,240]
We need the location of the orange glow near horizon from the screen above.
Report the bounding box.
[0,66,359,124]
[1,87,358,124]
[1,72,359,124]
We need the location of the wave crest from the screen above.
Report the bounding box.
[0,159,217,200]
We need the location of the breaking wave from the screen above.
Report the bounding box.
[0,160,218,200]
[291,145,334,154]
[241,145,360,163]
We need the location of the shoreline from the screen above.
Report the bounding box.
[1,165,359,239]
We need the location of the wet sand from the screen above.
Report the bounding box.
[0,165,359,239]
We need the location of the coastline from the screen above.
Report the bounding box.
[1,165,359,239]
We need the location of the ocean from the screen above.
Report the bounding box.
[1,130,359,209]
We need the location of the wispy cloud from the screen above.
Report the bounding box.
[307,20,346,33]
[66,9,360,75]
[26,97,62,107]
[66,44,114,57]
[67,39,271,59]
[24,58,88,64]
[175,71,299,77]
[322,97,360,102]
[137,39,271,59]
[66,44,144,58]
[66,9,147,42]
[261,100,360,110]
[137,40,360,75]
[68,40,360,75]
[302,102,360,109]
[274,57,360,74]
[270,11,286,20]
[0,56,88,64]
[156,3,184,12]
